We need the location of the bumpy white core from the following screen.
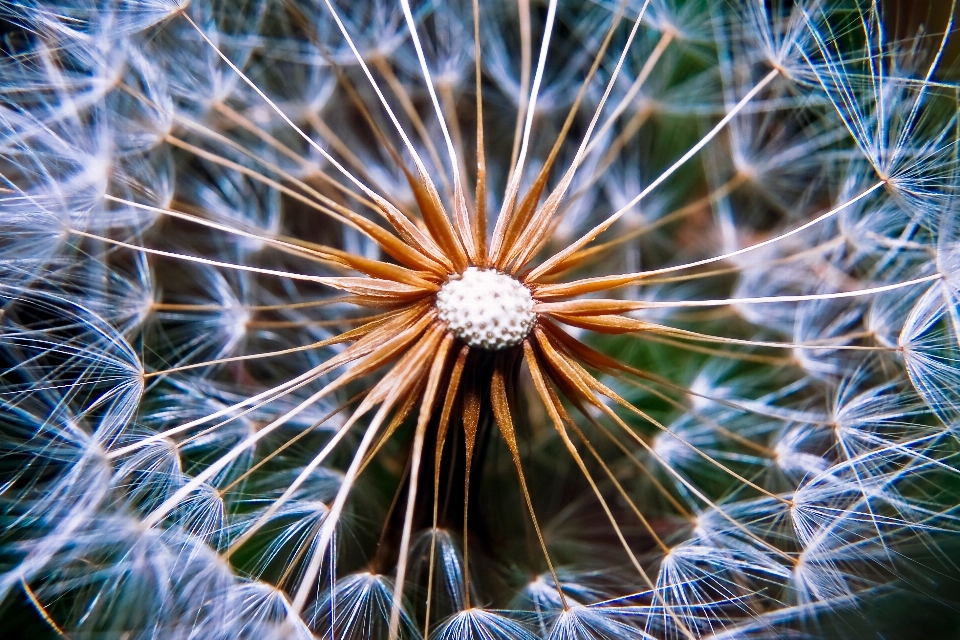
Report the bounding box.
[435,267,535,350]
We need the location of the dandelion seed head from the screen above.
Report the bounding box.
[435,267,535,350]
[4,0,960,637]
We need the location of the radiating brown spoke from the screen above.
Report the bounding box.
[218,392,364,496]
[425,345,469,636]
[528,69,783,281]
[388,334,454,640]
[525,341,698,640]
[533,179,885,290]
[491,357,568,609]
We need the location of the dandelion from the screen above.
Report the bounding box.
[2,0,960,638]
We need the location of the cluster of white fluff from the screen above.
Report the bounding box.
[2,0,960,639]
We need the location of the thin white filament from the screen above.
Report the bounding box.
[102,195,336,264]
[490,0,560,249]
[584,28,674,159]
[511,0,652,266]
[141,372,349,528]
[544,179,885,291]
[69,229,331,285]
[289,399,396,614]
[530,67,782,280]
[398,0,467,197]
[179,15,402,220]
[636,273,942,308]
[226,404,373,554]
[106,362,331,459]
[318,0,443,198]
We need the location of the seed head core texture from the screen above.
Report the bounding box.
[435,268,535,350]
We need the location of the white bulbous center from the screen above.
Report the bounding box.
[435,267,535,350]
